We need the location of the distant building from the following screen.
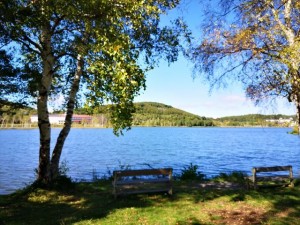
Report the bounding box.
[265,117,295,126]
[30,114,92,125]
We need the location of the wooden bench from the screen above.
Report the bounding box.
[249,165,294,189]
[112,168,173,198]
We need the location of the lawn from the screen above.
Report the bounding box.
[1,179,300,225]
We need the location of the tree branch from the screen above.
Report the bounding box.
[269,0,295,45]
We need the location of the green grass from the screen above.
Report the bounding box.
[1,179,300,225]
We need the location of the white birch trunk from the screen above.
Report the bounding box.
[37,21,55,183]
[50,54,84,179]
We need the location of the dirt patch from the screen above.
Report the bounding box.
[205,204,267,225]
[275,208,295,218]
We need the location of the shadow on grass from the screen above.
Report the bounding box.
[1,179,300,225]
[172,180,300,224]
[254,185,300,224]
[0,180,172,225]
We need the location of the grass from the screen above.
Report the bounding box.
[1,179,300,225]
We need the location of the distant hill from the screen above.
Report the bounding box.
[73,102,214,127]
[132,102,214,127]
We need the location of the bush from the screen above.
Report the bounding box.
[180,163,206,181]
[50,175,74,191]
[31,160,74,191]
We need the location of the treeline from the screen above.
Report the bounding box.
[0,100,36,128]
[215,114,296,127]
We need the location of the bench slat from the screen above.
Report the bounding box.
[253,165,292,172]
[113,168,172,177]
[115,178,171,185]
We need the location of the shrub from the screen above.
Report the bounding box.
[31,160,74,191]
[180,163,206,181]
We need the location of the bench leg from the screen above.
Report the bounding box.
[290,179,295,188]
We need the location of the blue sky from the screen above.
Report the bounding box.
[135,0,296,118]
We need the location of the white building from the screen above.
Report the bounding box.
[265,117,295,126]
[30,114,92,125]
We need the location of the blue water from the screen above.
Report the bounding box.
[0,127,300,194]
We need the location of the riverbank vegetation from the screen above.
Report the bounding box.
[1,177,299,225]
[289,126,300,135]
[214,114,297,127]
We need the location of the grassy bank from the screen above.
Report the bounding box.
[1,179,300,225]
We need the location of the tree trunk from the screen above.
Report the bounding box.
[11,116,15,128]
[37,22,55,184]
[296,97,300,135]
[50,54,84,179]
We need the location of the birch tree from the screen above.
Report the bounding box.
[0,0,190,183]
[190,0,300,133]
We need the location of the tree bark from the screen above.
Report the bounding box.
[296,97,300,135]
[37,22,55,184]
[50,54,84,179]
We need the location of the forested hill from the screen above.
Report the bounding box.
[131,102,214,127]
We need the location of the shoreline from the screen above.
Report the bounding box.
[0,125,294,130]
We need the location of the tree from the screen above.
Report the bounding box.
[190,0,300,133]
[0,0,190,183]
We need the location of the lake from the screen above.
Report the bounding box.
[1,127,300,195]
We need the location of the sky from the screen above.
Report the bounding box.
[134,0,296,118]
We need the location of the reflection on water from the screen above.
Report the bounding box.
[1,127,300,194]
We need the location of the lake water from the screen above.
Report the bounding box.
[1,127,300,195]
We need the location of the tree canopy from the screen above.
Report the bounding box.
[190,0,300,133]
[0,0,190,183]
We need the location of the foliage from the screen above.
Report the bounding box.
[180,163,206,181]
[0,50,29,104]
[189,0,300,133]
[289,126,299,135]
